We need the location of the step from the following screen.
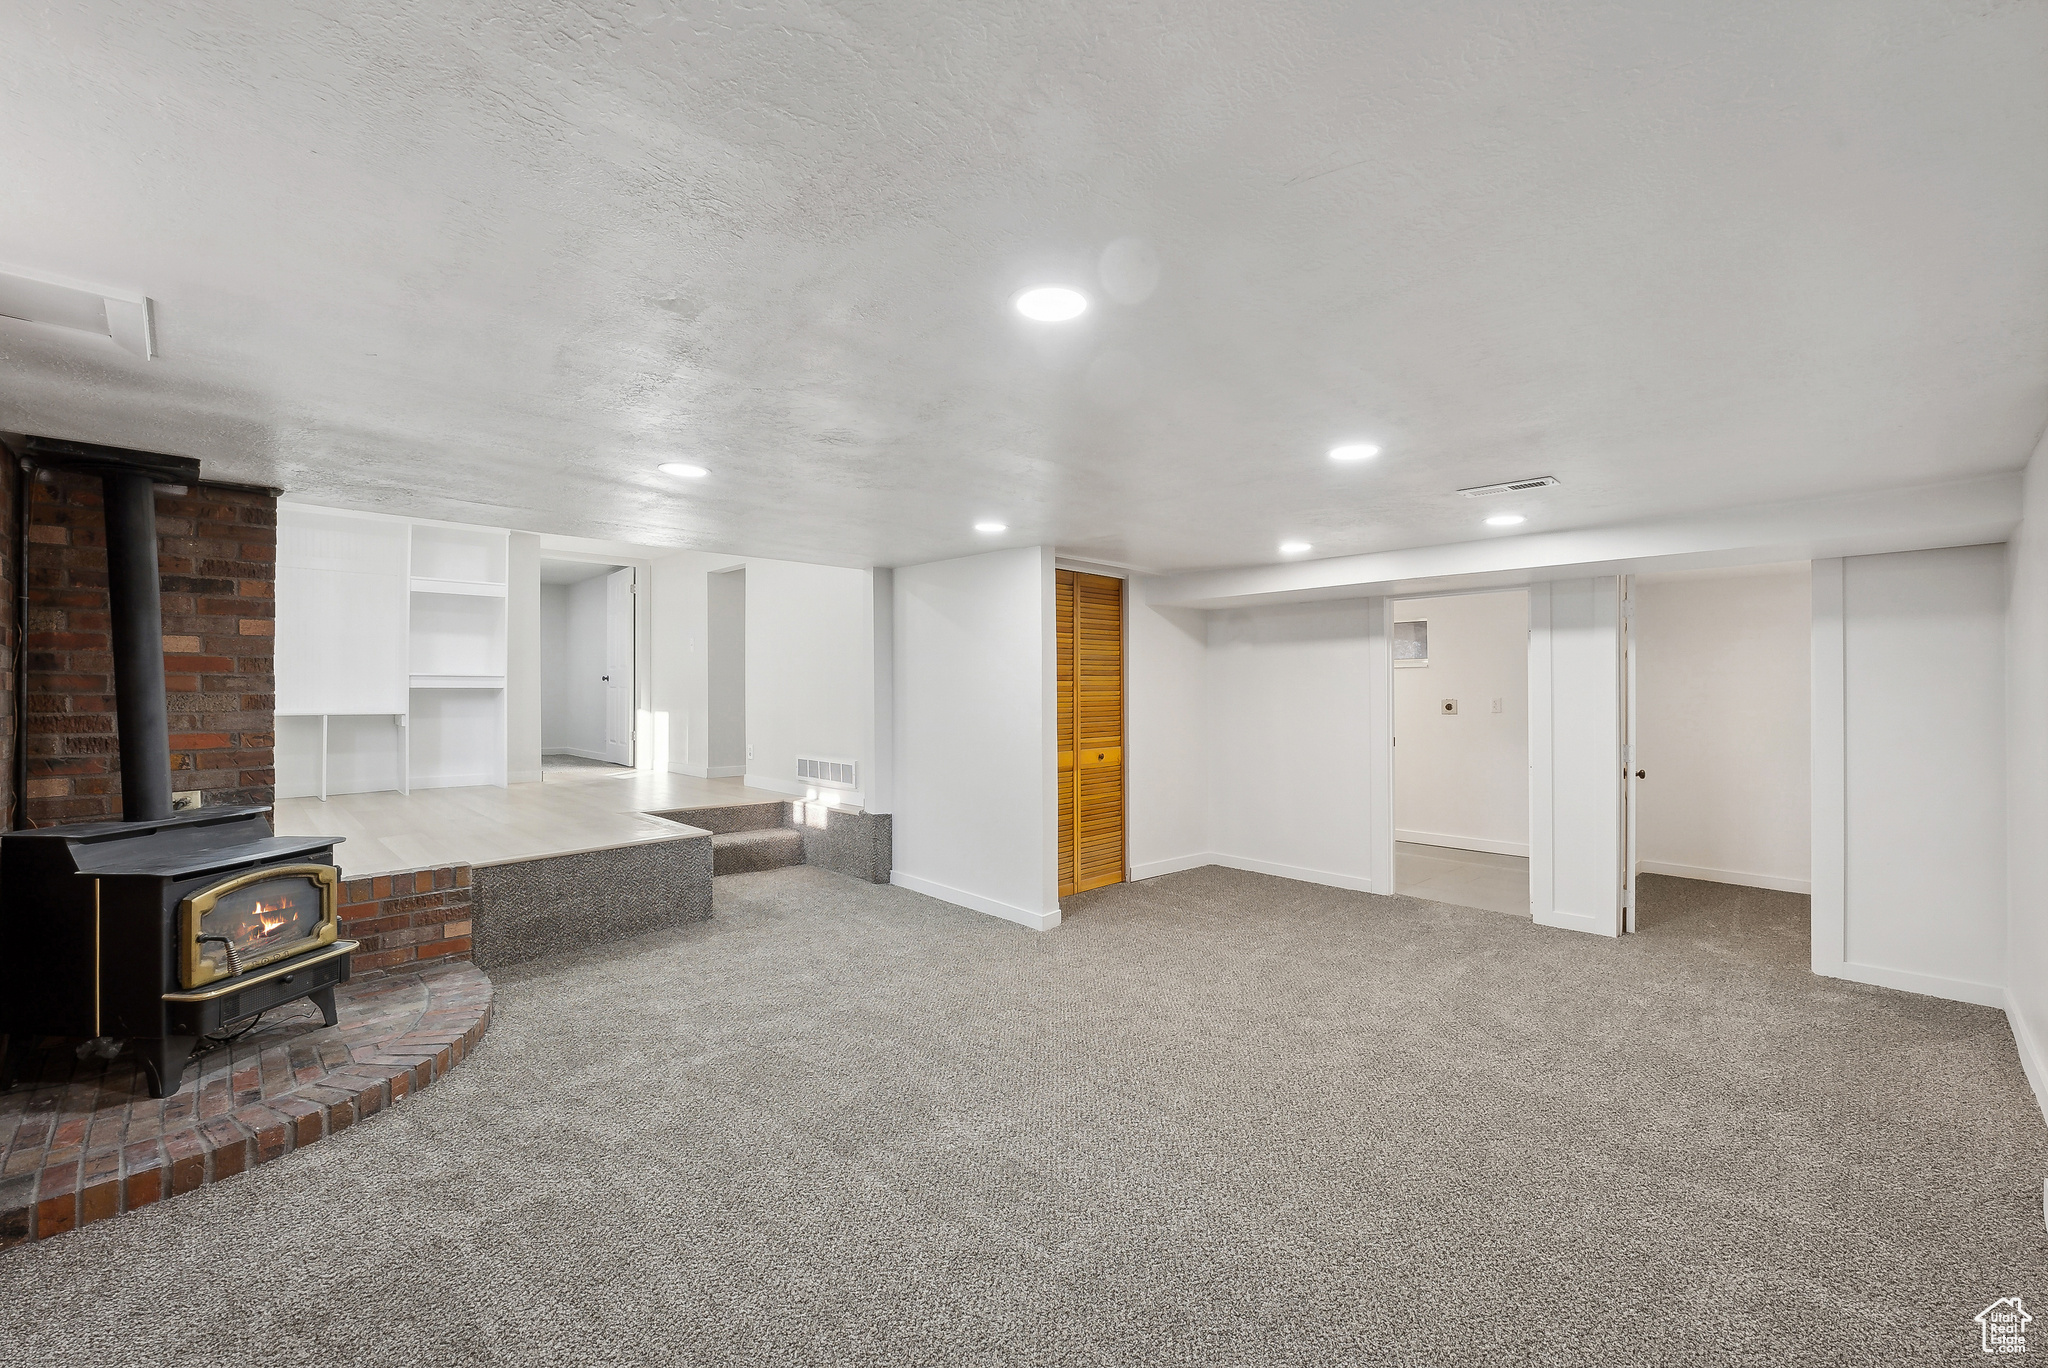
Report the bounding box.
[711,826,805,875]
[660,801,791,835]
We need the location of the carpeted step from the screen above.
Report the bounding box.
[712,826,806,875]
[662,801,791,835]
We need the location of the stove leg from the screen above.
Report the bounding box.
[139,1036,197,1099]
[0,1034,30,1091]
[310,984,338,1029]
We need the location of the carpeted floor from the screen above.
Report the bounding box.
[1,868,2040,1366]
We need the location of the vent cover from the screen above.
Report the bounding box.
[1458,475,1560,498]
[0,267,156,358]
[796,755,858,790]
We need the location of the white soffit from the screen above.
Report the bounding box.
[1143,474,2021,608]
[0,267,155,359]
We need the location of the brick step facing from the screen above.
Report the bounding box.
[711,825,806,875]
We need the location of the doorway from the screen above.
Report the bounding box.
[1626,564,1812,933]
[539,559,635,769]
[1389,589,1531,916]
[1057,569,1126,898]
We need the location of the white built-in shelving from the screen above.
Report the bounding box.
[276,509,509,800]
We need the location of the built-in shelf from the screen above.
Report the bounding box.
[409,674,506,690]
[409,577,508,598]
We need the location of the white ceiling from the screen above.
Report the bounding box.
[1,2,2043,574]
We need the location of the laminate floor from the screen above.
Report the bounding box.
[1394,840,1531,916]
[272,767,795,877]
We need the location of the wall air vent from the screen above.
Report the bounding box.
[1458,475,1560,498]
[796,755,858,791]
[0,266,157,358]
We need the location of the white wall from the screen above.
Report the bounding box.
[2005,431,2048,1115]
[1204,599,1387,893]
[1634,565,1809,891]
[538,582,571,751]
[544,575,611,757]
[1813,545,2007,1007]
[506,533,542,783]
[743,559,874,802]
[1125,580,1209,877]
[706,568,747,773]
[891,546,1058,929]
[1390,590,1529,856]
[1529,577,1624,937]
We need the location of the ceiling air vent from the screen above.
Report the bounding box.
[0,266,156,358]
[1458,475,1560,498]
[796,755,858,791]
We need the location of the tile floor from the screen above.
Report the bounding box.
[1393,841,1531,917]
[273,765,795,877]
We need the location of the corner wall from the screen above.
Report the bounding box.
[891,546,1058,928]
[2007,430,2048,1111]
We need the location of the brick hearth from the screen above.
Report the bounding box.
[0,959,491,1249]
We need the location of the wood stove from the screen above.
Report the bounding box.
[0,438,351,1099]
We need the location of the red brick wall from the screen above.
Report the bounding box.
[0,463,15,830]
[339,866,474,971]
[23,471,275,825]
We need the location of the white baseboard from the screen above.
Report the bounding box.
[744,771,863,806]
[1638,860,1810,895]
[1207,852,1387,896]
[506,768,545,785]
[890,871,1060,931]
[1131,853,1215,881]
[2005,990,2048,1128]
[1819,960,2004,1009]
[1397,829,1530,858]
[706,765,747,778]
[1532,905,1619,938]
[545,746,609,762]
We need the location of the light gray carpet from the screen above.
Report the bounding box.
[0,868,2040,1366]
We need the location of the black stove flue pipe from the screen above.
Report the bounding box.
[101,470,172,821]
[19,437,204,823]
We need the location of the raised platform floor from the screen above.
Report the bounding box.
[273,766,796,878]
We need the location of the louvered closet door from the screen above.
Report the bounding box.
[1057,572,1078,897]
[1069,571,1125,894]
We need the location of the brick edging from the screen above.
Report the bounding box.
[2,960,493,1248]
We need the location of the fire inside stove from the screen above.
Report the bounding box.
[181,866,339,988]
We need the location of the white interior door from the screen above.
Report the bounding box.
[1621,575,1640,933]
[603,567,634,766]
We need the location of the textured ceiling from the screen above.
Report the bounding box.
[1,1,2044,572]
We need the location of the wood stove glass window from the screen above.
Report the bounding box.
[187,870,332,986]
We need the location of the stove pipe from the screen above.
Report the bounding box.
[100,470,172,822]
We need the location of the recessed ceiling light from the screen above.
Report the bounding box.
[1329,443,1380,463]
[1486,513,1526,527]
[1012,286,1088,322]
[658,462,709,478]
[975,521,1007,533]
[1279,541,1312,555]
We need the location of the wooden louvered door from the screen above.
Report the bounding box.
[1057,570,1125,898]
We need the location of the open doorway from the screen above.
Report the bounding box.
[1626,564,1811,936]
[1390,590,1531,916]
[540,559,635,770]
